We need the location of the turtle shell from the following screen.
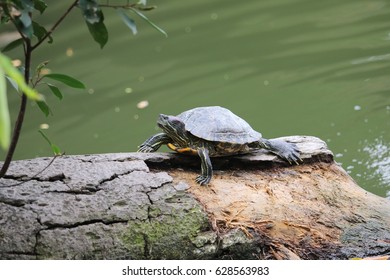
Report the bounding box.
[177,106,261,144]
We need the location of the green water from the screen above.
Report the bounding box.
[1,0,389,197]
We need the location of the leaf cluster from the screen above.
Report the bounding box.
[1,0,50,45]
[79,0,167,48]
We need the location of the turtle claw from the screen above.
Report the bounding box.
[284,145,302,166]
[195,175,211,186]
[137,144,155,153]
[288,146,303,165]
[268,139,302,166]
[137,133,171,153]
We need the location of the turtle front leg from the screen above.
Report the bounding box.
[261,138,302,165]
[138,133,171,153]
[195,147,213,185]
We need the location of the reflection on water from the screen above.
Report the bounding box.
[362,137,390,190]
[352,53,390,65]
[1,0,389,197]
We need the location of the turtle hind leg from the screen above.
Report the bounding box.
[195,147,213,185]
[261,138,302,165]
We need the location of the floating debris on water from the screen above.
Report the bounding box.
[66,48,74,57]
[210,13,218,20]
[39,123,49,130]
[137,100,149,109]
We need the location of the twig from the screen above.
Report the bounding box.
[0,154,63,188]
[99,3,156,11]
[98,3,137,9]
[31,0,79,51]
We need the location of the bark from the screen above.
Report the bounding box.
[0,136,389,259]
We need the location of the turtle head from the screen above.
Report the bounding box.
[158,114,188,146]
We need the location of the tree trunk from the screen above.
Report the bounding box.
[0,136,389,259]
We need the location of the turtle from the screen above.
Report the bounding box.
[138,106,301,185]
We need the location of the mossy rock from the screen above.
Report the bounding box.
[121,205,209,259]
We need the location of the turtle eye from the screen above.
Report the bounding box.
[170,118,184,130]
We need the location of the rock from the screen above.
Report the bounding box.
[0,136,389,259]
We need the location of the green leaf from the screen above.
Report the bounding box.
[50,144,62,155]
[38,130,51,145]
[17,13,33,38]
[35,60,49,74]
[1,15,10,24]
[19,14,31,28]
[86,21,109,49]
[79,0,108,48]
[21,0,35,11]
[46,83,63,100]
[38,130,62,155]
[10,0,22,10]
[33,0,47,14]
[137,6,157,12]
[130,8,167,37]
[0,53,42,100]
[2,38,24,53]
[5,76,19,92]
[0,62,11,150]
[32,21,46,41]
[6,1,34,37]
[36,100,51,117]
[32,21,52,43]
[117,8,137,35]
[43,73,86,89]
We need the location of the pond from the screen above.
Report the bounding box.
[1,0,389,197]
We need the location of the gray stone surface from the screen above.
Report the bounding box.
[0,136,389,259]
[0,155,210,259]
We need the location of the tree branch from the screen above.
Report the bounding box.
[98,3,137,9]
[0,154,63,187]
[0,40,31,178]
[98,3,156,11]
[31,0,79,51]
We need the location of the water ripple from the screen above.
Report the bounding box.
[362,137,390,189]
[351,53,390,65]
